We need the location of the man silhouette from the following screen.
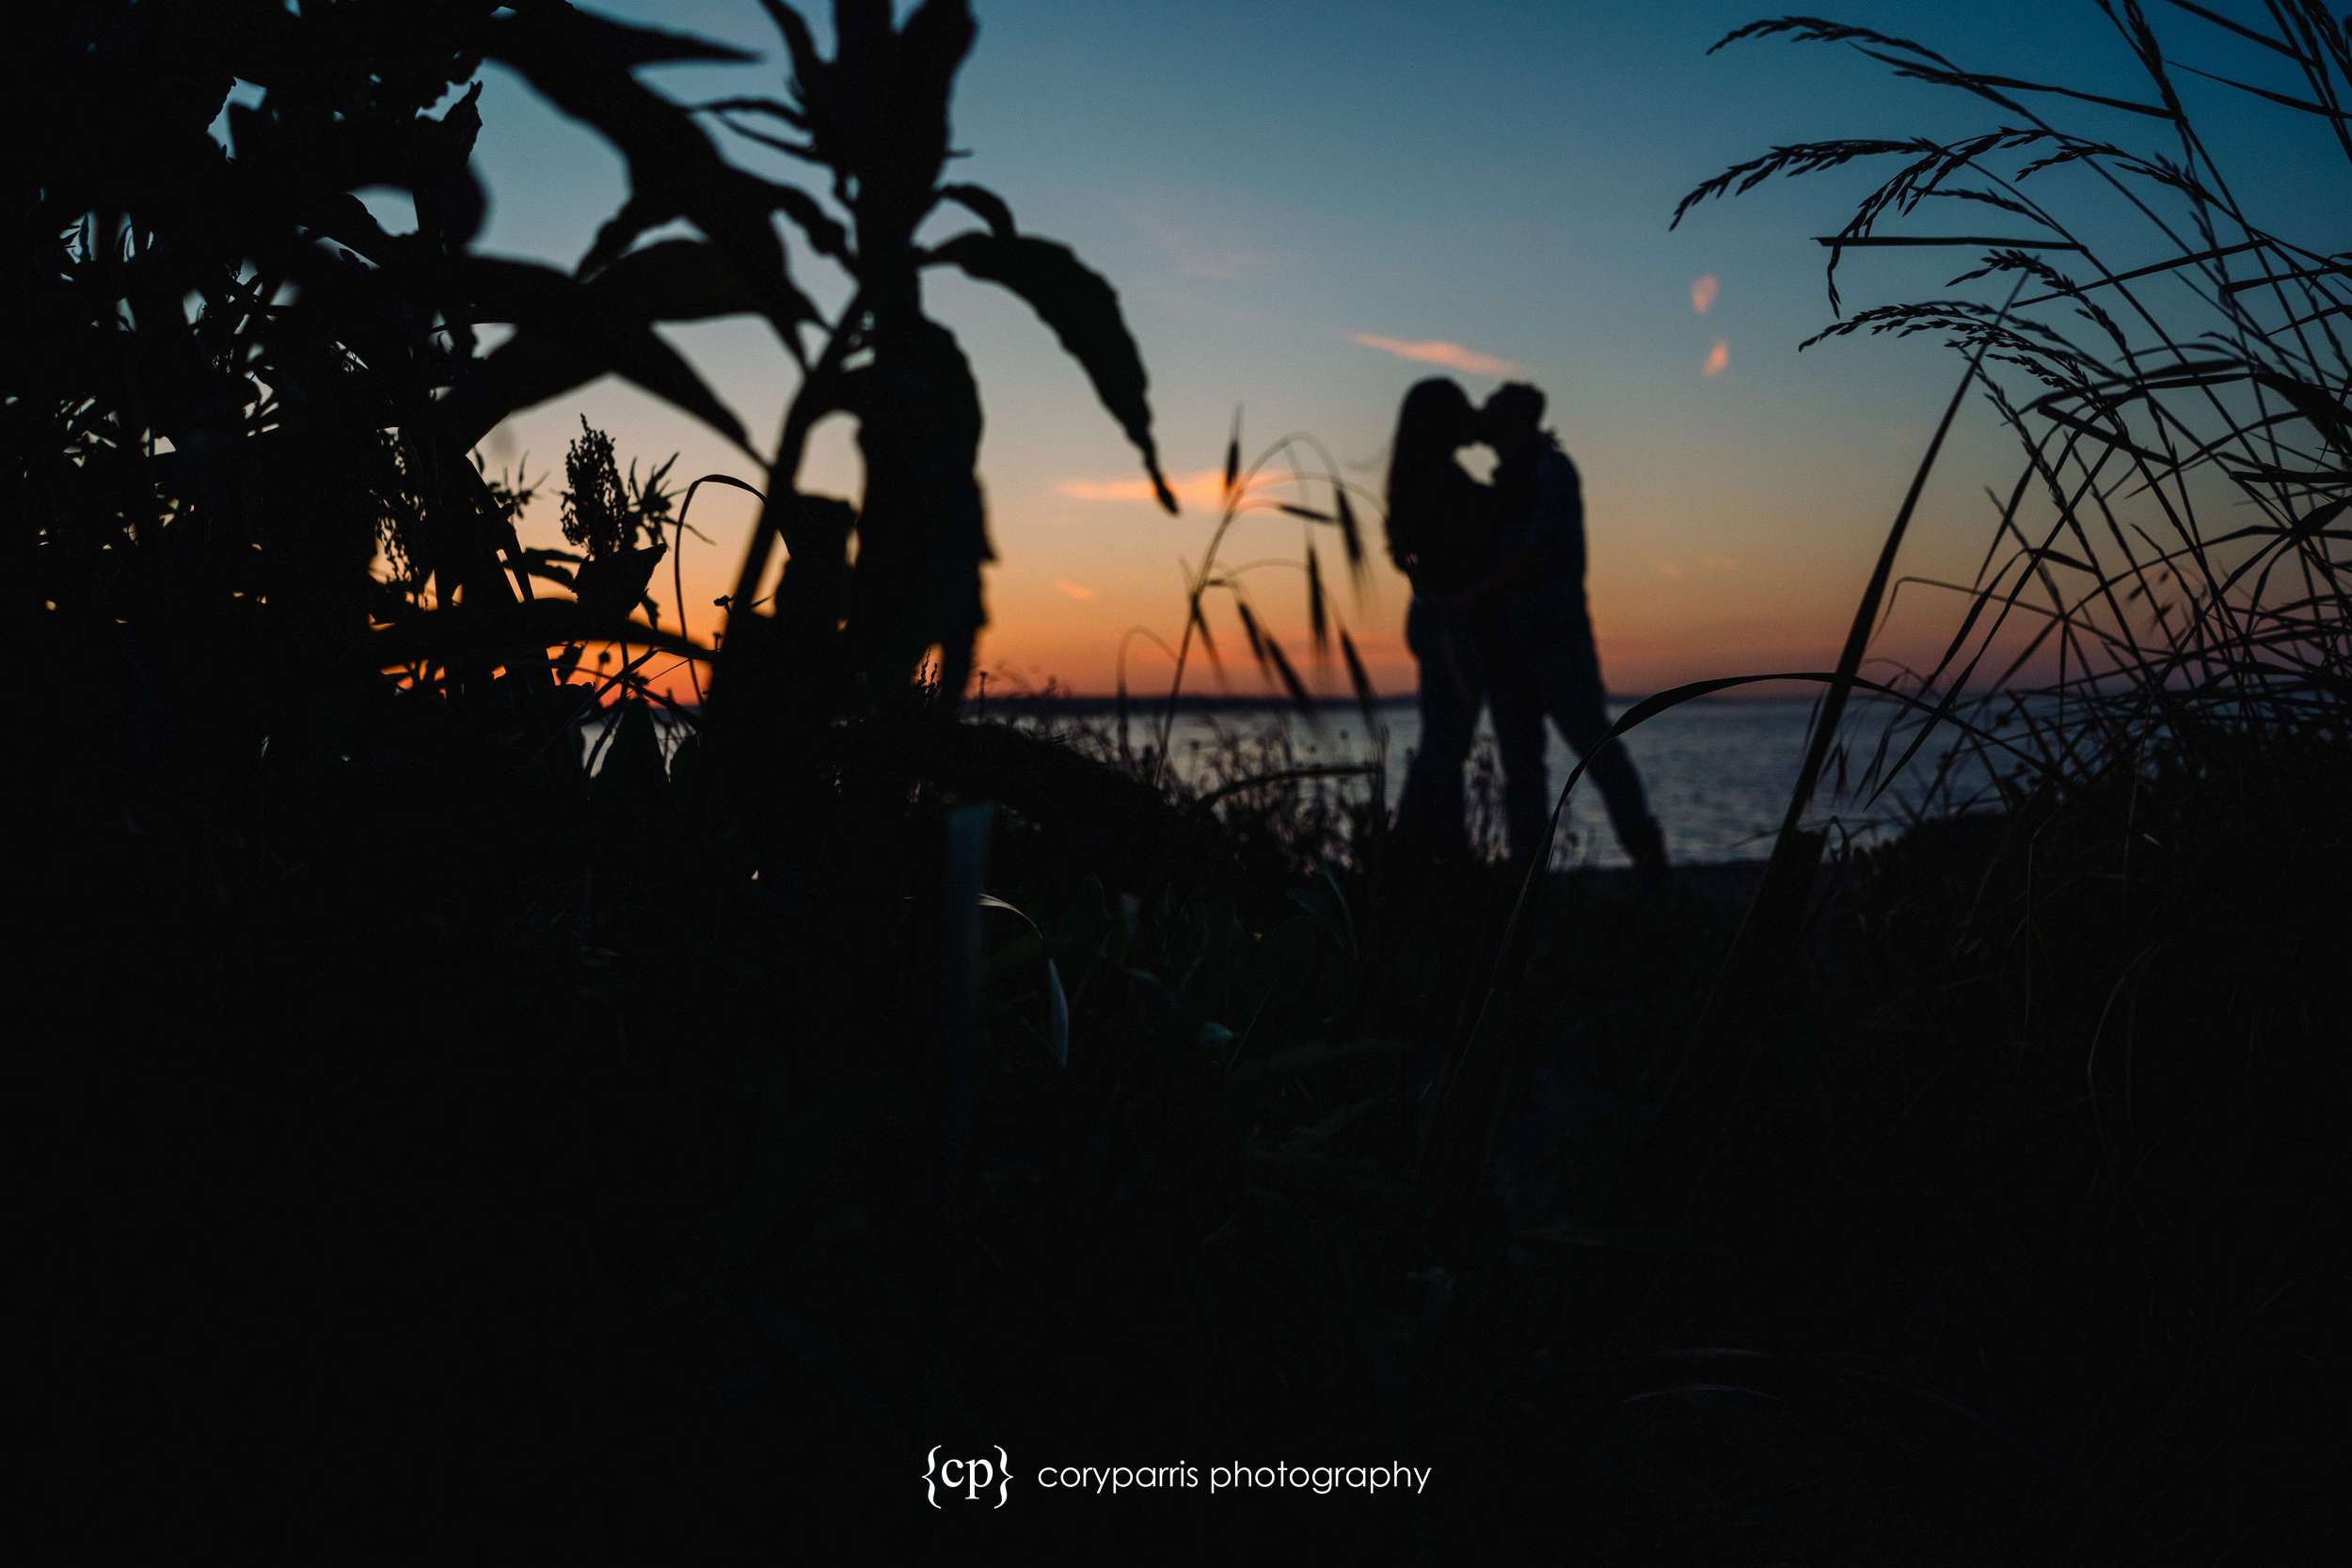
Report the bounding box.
[1470,382,1667,879]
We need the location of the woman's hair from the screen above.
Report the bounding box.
[1382,376,1470,569]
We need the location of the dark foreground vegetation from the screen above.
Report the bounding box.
[12,2,2349,1562]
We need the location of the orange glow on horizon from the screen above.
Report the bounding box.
[498,586,2007,708]
[478,379,2058,712]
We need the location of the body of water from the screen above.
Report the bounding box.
[583,695,2013,870]
[1146,695,2008,868]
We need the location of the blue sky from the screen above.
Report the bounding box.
[437,0,2345,693]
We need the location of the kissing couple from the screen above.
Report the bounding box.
[1381,377,1667,879]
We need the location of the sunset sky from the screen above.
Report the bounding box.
[431,0,2340,697]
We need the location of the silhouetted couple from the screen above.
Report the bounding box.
[1384,378,1667,878]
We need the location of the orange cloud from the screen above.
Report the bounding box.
[1349,333,1521,377]
[1057,468,1232,508]
[1054,578,1098,600]
[1690,274,1720,315]
[1702,339,1730,377]
[1657,561,1686,578]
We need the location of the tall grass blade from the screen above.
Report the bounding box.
[2162,0,2296,56]
[1332,481,1367,586]
[1307,545,1329,661]
[1116,665,1131,762]
[1626,276,2026,1229]
[1234,595,1271,673]
[1224,406,1242,503]
[1340,627,1380,736]
[1188,596,1225,681]
[977,893,1070,1066]
[1261,628,1314,718]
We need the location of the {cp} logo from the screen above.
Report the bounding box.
[923,1446,1013,1508]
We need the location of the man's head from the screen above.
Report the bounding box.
[1480,382,1547,457]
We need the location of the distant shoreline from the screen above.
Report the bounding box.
[971,690,1818,718]
[588,689,1851,722]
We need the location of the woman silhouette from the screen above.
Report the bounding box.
[1382,377,1499,855]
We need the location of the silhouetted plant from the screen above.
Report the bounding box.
[13,0,1179,769]
[1110,410,1384,779]
[8,2,773,757]
[1668,5,2348,802]
[592,0,1184,725]
[557,416,681,631]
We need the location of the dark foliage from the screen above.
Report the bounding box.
[14,4,2351,1564]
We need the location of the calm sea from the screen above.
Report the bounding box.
[585,694,2013,869]
[1144,697,2006,868]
